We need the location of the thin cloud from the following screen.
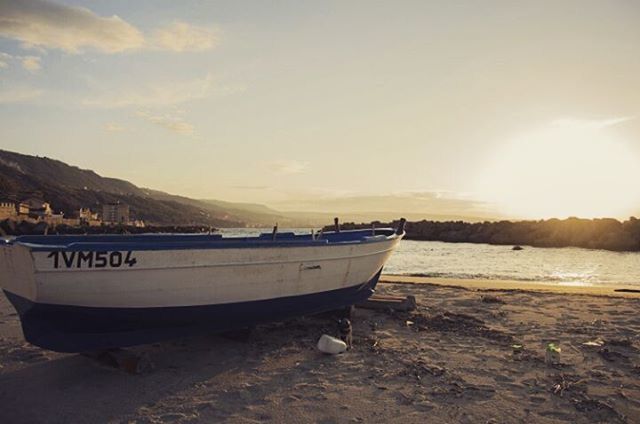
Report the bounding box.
[0,52,11,68]
[552,117,634,130]
[0,0,145,53]
[0,85,42,104]
[151,22,218,52]
[83,74,214,109]
[231,185,272,190]
[269,160,310,175]
[21,55,41,73]
[104,122,126,132]
[0,0,218,55]
[137,111,195,136]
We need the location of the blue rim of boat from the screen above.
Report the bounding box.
[3,228,399,252]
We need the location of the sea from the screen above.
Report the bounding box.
[217,228,640,288]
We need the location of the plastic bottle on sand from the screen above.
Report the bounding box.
[317,334,347,354]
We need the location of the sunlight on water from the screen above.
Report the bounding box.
[385,240,640,287]
[218,229,640,287]
[555,281,594,287]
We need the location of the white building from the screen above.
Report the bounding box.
[0,201,16,220]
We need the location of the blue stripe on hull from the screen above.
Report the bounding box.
[4,269,382,353]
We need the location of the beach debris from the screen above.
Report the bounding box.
[363,336,382,353]
[511,344,524,354]
[401,359,447,381]
[481,294,504,304]
[550,374,586,397]
[317,334,347,354]
[545,343,561,365]
[357,294,417,312]
[512,245,523,251]
[337,318,353,349]
[582,338,605,347]
[546,343,561,353]
[614,288,640,293]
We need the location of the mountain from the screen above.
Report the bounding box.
[0,149,283,227]
[0,149,501,228]
[271,194,501,224]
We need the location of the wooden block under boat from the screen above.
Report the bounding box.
[82,349,154,374]
[356,294,417,312]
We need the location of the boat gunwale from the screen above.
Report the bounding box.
[5,229,401,252]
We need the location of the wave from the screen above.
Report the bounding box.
[401,272,594,284]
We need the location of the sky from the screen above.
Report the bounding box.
[1,0,640,219]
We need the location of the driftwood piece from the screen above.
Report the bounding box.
[357,294,417,312]
[82,349,154,374]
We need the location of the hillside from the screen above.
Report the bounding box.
[0,149,282,227]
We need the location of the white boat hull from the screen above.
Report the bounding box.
[0,229,403,352]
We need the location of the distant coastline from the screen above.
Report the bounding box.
[0,220,211,237]
[5,216,640,253]
[339,217,640,252]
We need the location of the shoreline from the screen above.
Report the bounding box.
[380,274,640,297]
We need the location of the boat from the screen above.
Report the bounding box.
[0,221,405,352]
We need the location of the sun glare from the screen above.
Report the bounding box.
[476,120,640,219]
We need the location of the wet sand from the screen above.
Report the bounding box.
[381,275,640,298]
[0,278,639,423]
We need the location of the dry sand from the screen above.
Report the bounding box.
[0,278,639,423]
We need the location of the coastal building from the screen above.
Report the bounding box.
[44,213,64,225]
[102,202,130,224]
[23,198,52,215]
[0,201,17,220]
[79,208,98,221]
[17,203,29,216]
[63,218,81,226]
[78,208,102,226]
[24,198,54,220]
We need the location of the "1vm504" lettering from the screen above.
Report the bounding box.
[47,251,138,269]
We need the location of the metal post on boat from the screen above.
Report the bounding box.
[334,217,340,233]
[272,223,278,240]
[396,217,407,235]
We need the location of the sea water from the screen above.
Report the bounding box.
[385,240,640,287]
[217,229,640,287]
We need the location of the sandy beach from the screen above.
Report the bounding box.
[380,275,640,298]
[0,277,639,423]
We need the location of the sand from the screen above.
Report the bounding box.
[0,277,639,423]
[380,275,640,298]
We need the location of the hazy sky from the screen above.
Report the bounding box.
[1,0,639,218]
